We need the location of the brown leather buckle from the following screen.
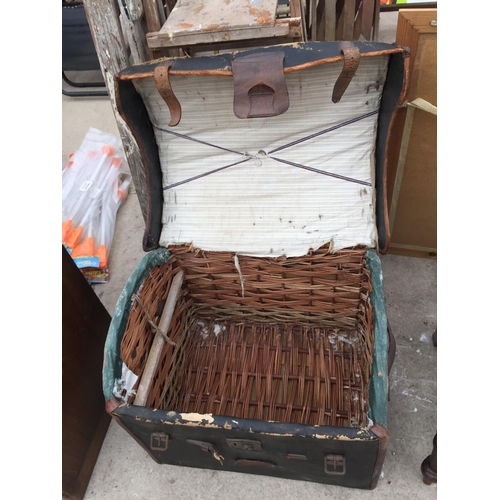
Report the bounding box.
[153,60,182,126]
[332,42,361,103]
[232,51,289,119]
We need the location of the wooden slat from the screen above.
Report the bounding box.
[298,0,308,41]
[82,0,149,226]
[165,0,177,13]
[124,0,144,21]
[311,0,317,41]
[156,0,167,25]
[336,4,343,40]
[289,0,306,42]
[147,0,294,49]
[289,0,300,17]
[353,0,363,40]
[342,0,355,40]
[143,0,162,32]
[373,0,380,41]
[143,0,166,58]
[148,22,291,49]
[324,0,336,41]
[395,8,437,80]
[118,1,149,65]
[381,2,437,12]
[184,34,302,55]
[361,0,375,40]
[134,271,185,406]
[161,0,278,35]
[316,0,325,41]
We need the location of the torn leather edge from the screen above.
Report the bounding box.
[332,41,360,103]
[153,61,182,126]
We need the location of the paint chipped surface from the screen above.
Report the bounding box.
[262,432,296,437]
[179,412,215,423]
[312,433,334,440]
[180,421,220,428]
[256,10,273,24]
[313,433,365,441]
[160,0,278,37]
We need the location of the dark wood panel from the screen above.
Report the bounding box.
[62,246,111,500]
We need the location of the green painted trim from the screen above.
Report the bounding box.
[102,247,170,401]
[365,250,389,428]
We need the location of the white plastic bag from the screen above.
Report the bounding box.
[62,128,131,271]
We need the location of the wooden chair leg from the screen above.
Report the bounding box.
[421,433,437,485]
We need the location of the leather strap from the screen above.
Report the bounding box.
[153,61,181,127]
[232,51,289,119]
[332,42,360,103]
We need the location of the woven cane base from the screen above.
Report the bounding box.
[121,245,374,428]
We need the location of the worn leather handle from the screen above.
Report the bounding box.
[154,60,182,126]
[232,51,289,119]
[332,41,361,103]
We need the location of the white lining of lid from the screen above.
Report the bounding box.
[133,56,389,257]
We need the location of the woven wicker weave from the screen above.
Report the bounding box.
[120,244,374,428]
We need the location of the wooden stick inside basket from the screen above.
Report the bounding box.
[134,270,184,406]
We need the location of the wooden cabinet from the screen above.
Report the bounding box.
[62,246,111,500]
[386,9,437,259]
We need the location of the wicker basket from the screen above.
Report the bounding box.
[120,244,374,429]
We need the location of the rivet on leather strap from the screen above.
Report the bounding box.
[153,61,182,127]
[332,42,361,103]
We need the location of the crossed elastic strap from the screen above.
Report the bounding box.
[154,108,377,191]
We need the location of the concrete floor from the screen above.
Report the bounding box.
[62,11,437,499]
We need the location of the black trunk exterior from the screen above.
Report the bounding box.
[111,404,383,490]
